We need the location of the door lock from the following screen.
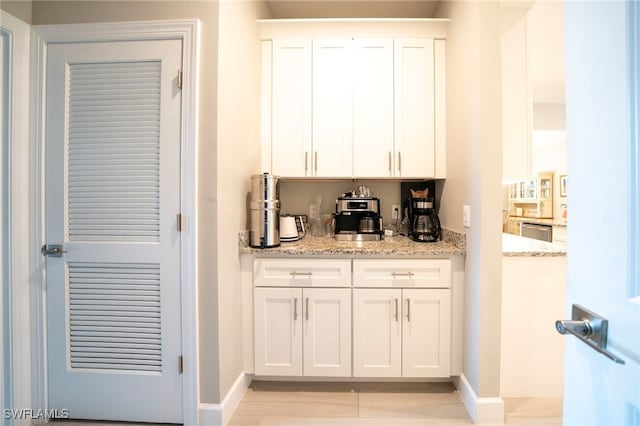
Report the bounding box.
[42,244,66,257]
[555,304,625,364]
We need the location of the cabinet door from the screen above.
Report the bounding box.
[313,39,353,178]
[254,288,302,376]
[272,39,312,177]
[402,289,451,377]
[303,288,351,377]
[394,38,435,178]
[353,289,401,377]
[352,39,394,177]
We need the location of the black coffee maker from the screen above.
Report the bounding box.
[408,197,441,242]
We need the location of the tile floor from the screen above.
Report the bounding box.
[227,381,563,426]
[49,383,563,426]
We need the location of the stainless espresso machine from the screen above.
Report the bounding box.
[250,173,280,248]
[334,195,383,241]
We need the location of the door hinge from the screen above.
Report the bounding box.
[177,213,183,232]
[177,69,183,90]
[178,355,184,374]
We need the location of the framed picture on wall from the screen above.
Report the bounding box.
[560,175,567,197]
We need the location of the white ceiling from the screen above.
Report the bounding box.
[266,0,441,19]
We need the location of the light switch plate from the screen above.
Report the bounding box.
[463,205,471,228]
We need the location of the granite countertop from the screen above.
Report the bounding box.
[239,234,465,257]
[502,233,567,257]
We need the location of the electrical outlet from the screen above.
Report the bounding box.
[391,204,400,219]
[463,205,471,228]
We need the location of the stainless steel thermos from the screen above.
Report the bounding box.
[250,173,280,248]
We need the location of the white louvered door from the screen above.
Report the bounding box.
[45,40,183,423]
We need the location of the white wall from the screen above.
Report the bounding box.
[435,0,504,406]
[216,0,272,399]
[502,256,566,397]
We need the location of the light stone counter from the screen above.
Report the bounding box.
[502,232,567,257]
[239,233,465,257]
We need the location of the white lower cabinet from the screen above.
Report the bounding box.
[353,289,402,377]
[253,258,452,379]
[353,288,451,378]
[401,289,451,377]
[254,287,302,376]
[254,287,351,377]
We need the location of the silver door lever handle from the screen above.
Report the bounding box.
[555,304,625,364]
[555,320,592,337]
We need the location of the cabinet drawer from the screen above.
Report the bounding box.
[353,259,450,288]
[254,258,351,287]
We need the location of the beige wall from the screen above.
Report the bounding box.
[31,0,226,403]
[279,180,402,219]
[216,0,271,400]
[434,0,503,399]
[0,1,32,24]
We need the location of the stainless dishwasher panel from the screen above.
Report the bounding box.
[520,222,553,242]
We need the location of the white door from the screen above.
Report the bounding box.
[271,39,312,177]
[402,289,451,378]
[254,287,302,376]
[312,39,353,178]
[44,40,183,423]
[394,38,435,178]
[353,289,401,377]
[352,39,394,178]
[562,2,640,424]
[303,288,351,377]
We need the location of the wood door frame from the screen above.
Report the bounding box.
[1,11,32,426]
[31,20,199,425]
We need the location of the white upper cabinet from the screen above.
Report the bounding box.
[261,20,447,179]
[394,39,436,178]
[352,39,394,177]
[271,39,312,177]
[312,39,354,177]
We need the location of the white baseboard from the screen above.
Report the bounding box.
[455,374,505,425]
[198,372,251,426]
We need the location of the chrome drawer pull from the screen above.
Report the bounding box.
[391,272,414,277]
[290,271,312,277]
[293,298,298,321]
[305,297,309,321]
[406,298,411,322]
[394,298,399,322]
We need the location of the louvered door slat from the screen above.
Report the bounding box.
[67,61,161,242]
[68,262,162,372]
